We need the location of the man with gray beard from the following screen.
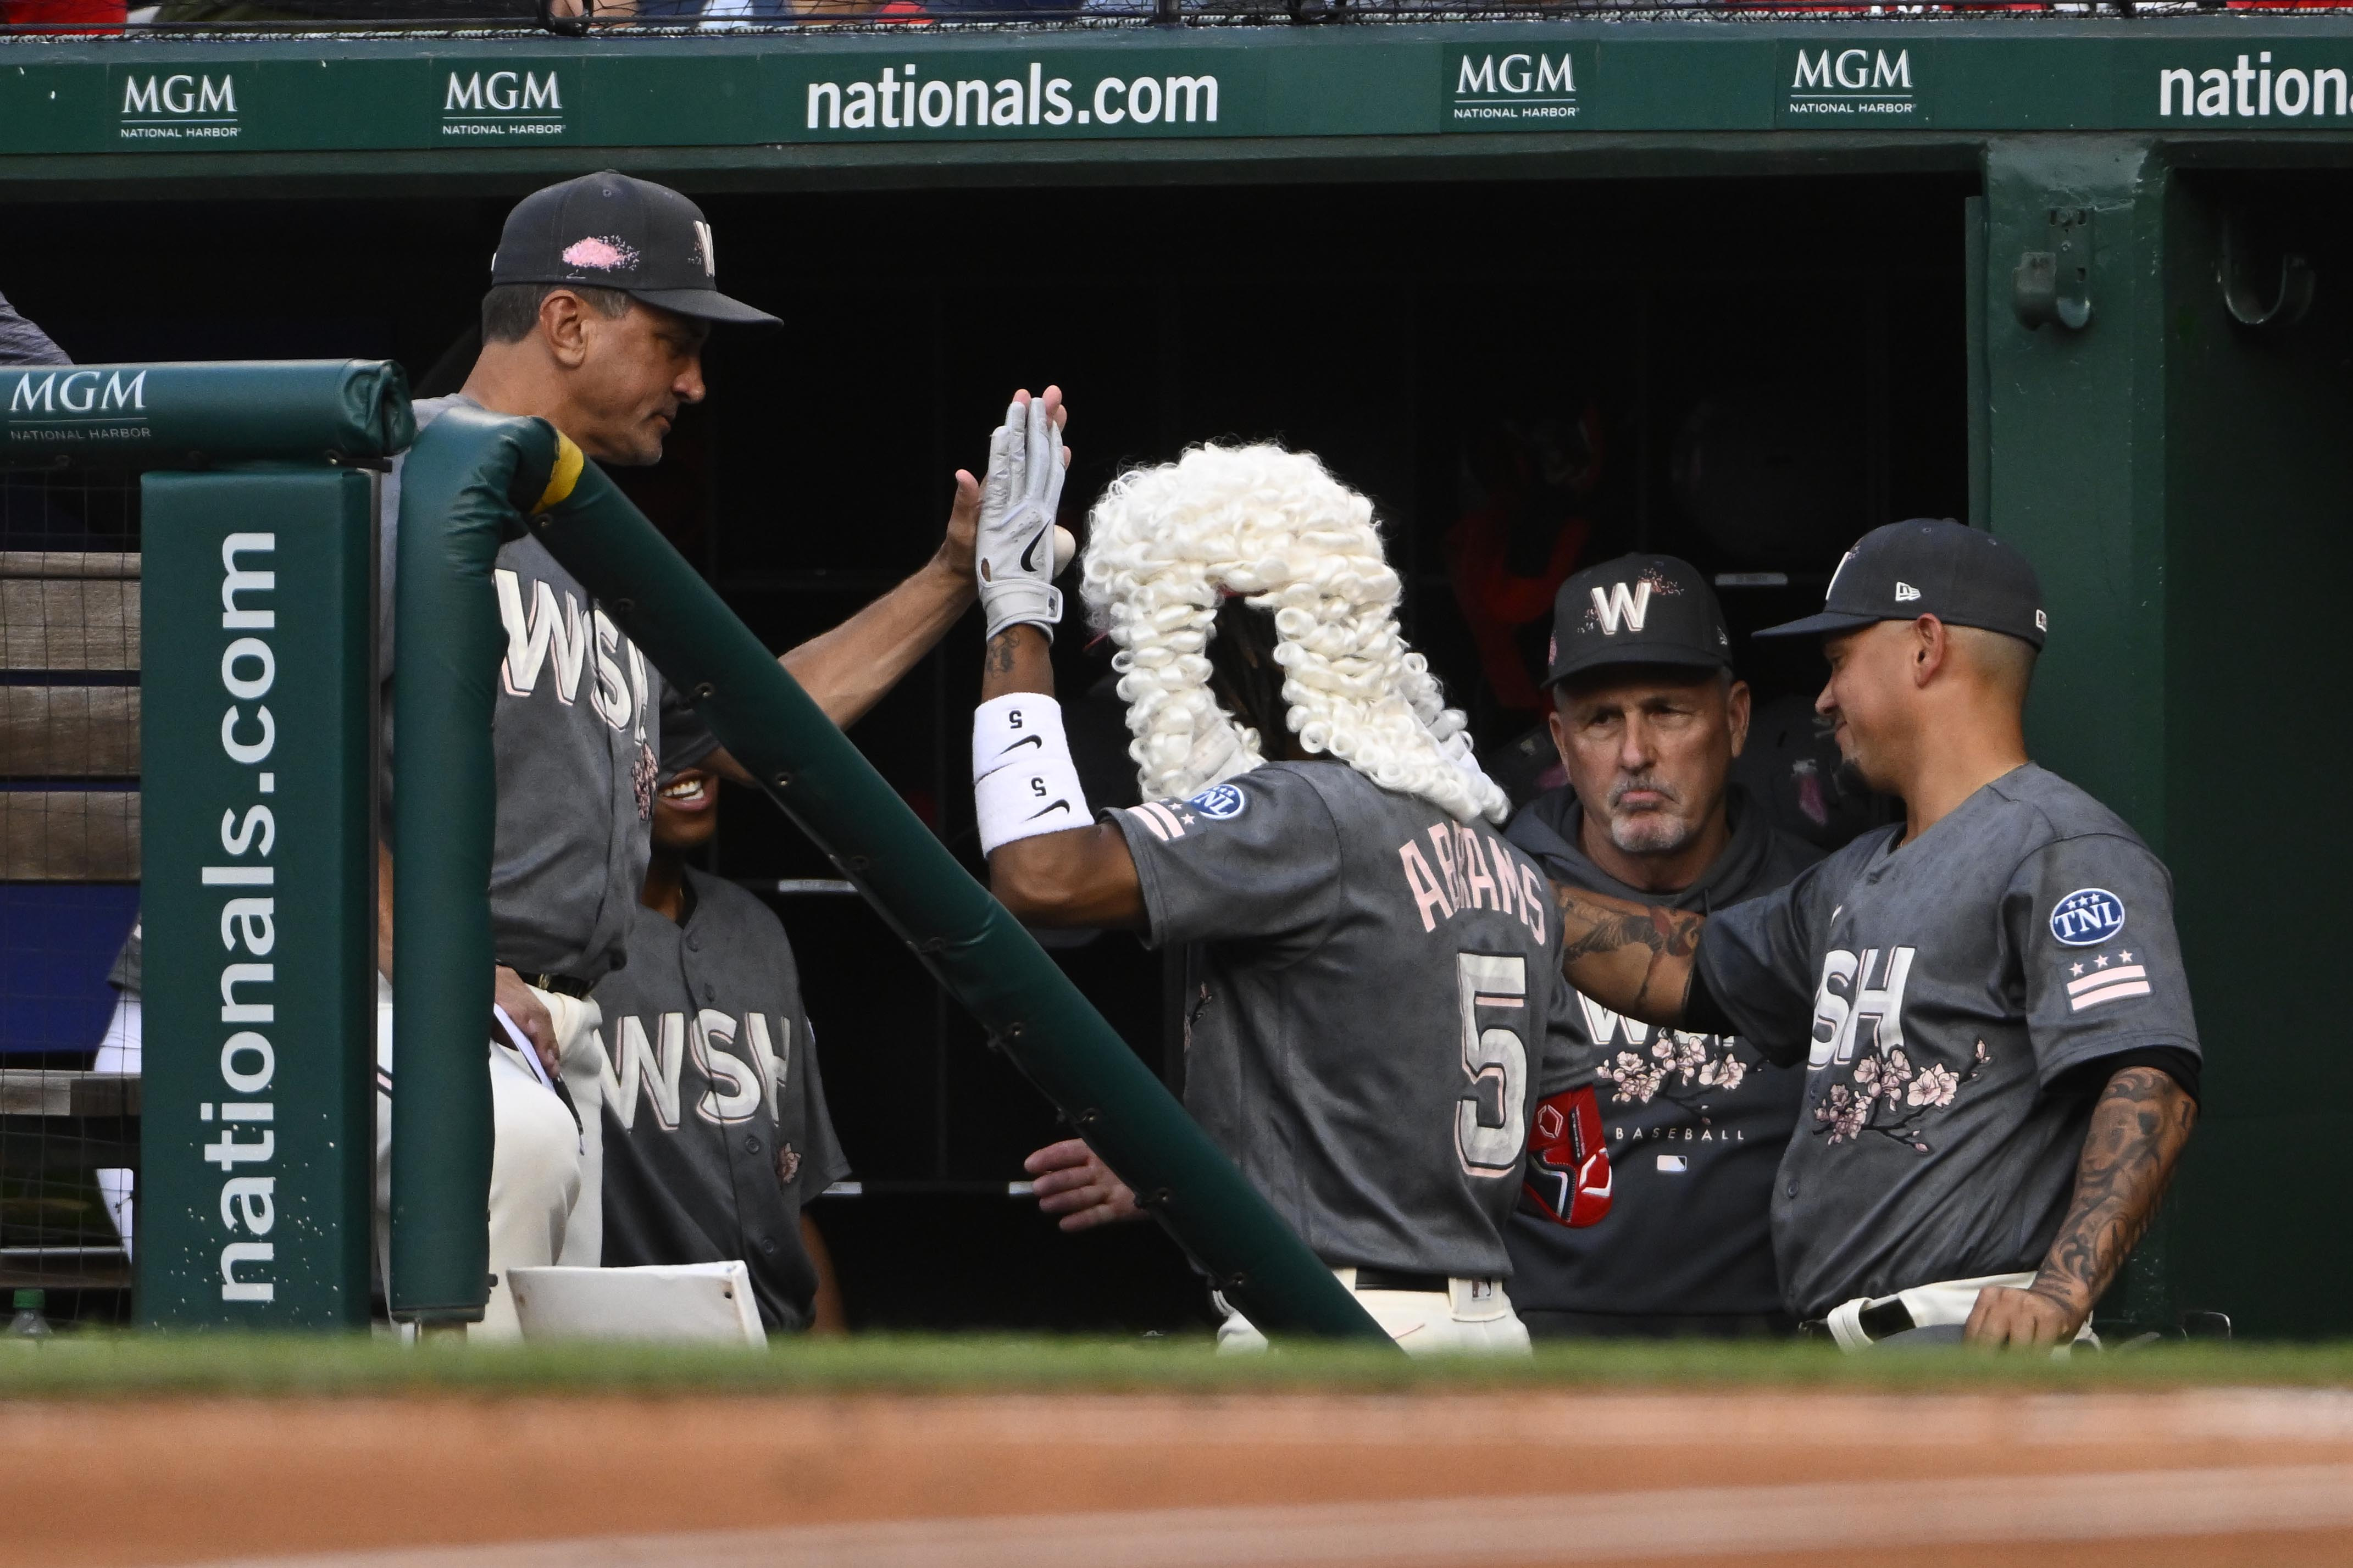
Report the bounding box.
[1505,555,1820,1337]
[1540,522,2200,1349]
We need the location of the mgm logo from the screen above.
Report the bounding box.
[1786,48,1918,118]
[119,74,240,140]
[1447,50,1579,126]
[443,71,565,138]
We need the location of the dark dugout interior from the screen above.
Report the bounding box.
[0,172,1967,1331]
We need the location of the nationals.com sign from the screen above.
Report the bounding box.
[800,57,1224,137]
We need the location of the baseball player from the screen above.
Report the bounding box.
[976,401,1583,1352]
[1544,520,2200,1348]
[91,922,140,1259]
[590,761,848,1333]
[376,171,988,1336]
[1504,555,1821,1338]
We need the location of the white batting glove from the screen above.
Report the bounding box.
[976,394,1071,642]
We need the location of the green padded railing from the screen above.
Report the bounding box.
[390,408,1389,1342]
[0,360,411,467]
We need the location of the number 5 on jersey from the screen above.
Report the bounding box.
[1456,953,1529,1178]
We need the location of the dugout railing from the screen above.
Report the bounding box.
[387,403,1388,1340]
[0,360,1388,1340]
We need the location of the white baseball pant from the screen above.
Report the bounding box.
[1215,1270,1531,1356]
[372,976,606,1341]
[91,993,142,1260]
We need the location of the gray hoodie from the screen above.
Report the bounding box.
[1503,783,1819,1326]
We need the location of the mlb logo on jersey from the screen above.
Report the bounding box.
[2049,888,2126,947]
[1187,783,1247,819]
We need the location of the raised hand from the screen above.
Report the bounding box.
[975,387,1073,642]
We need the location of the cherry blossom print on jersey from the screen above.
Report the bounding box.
[1812,1039,1991,1154]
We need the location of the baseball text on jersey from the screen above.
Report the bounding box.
[1400,821,1549,942]
[496,568,653,744]
[601,1008,793,1131]
[1806,946,1915,1069]
[1124,792,1550,944]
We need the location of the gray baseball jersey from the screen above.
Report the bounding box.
[379,396,715,981]
[1503,785,1819,1323]
[1108,761,1580,1282]
[1694,764,2201,1319]
[591,868,848,1332]
[0,290,66,367]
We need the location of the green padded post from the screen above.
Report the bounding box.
[526,460,1389,1344]
[385,405,565,1325]
[0,360,411,467]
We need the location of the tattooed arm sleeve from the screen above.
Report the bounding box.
[2028,1065,2199,1325]
[1549,883,1706,1028]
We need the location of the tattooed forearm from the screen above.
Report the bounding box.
[1558,905,1704,964]
[985,630,1022,676]
[2029,1066,2197,1317]
[1551,884,1706,1026]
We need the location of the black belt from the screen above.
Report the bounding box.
[524,972,595,1000]
[1798,1298,1917,1343]
[1353,1267,1450,1295]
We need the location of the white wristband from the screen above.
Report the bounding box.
[973,693,1091,855]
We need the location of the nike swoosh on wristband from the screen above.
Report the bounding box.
[999,735,1044,753]
[1024,800,1072,821]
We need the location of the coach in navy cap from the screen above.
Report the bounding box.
[1502,553,1823,1340]
[374,170,1020,1336]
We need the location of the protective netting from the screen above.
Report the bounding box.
[3,0,2349,36]
[0,468,141,1330]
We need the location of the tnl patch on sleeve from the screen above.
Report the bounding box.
[1186,782,1247,819]
[2049,887,2126,947]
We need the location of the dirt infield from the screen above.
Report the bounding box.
[13,1386,2353,1567]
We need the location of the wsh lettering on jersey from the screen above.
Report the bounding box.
[1806,946,1916,1069]
[496,568,651,740]
[600,1008,793,1131]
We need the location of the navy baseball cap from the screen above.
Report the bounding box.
[1757,519,2046,649]
[491,171,779,327]
[1544,553,1733,686]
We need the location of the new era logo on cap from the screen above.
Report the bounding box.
[1756,519,2047,650]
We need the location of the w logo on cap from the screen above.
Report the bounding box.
[1589,580,1652,635]
[691,220,717,279]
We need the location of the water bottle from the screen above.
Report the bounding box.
[7,1288,51,1342]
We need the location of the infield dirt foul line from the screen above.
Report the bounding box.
[198,1464,2353,1568]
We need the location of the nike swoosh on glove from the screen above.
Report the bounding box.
[976,394,1072,641]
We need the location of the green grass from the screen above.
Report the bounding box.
[4,1333,2353,1400]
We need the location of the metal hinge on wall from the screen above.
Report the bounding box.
[2014,207,2095,331]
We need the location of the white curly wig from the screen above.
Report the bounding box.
[1081,442,1510,825]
